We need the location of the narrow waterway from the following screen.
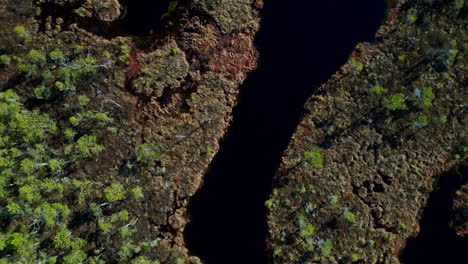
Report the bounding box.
[184,1,385,263]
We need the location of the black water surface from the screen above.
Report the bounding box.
[37,0,177,38]
[401,166,468,264]
[117,0,177,36]
[184,1,385,264]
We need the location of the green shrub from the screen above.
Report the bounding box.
[27,49,47,66]
[18,184,41,203]
[53,227,72,249]
[67,135,104,160]
[350,59,364,74]
[119,225,136,238]
[303,147,323,168]
[418,87,435,108]
[62,250,87,264]
[264,198,276,209]
[35,202,70,228]
[299,223,315,238]
[98,218,113,233]
[18,63,37,76]
[48,159,63,173]
[412,115,428,128]
[130,186,144,200]
[77,95,90,106]
[55,80,75,92]
[74,45,85,54]
[384,93,407,111]
[70,111,113,127]
[9,109,57,143]
[110,210,129,223]
[20,158,36,174]
[13,26,31,42]
[136,143,160,164]
[104,183,126,202]
[49,48,64,61]
[344,210,357,223]
[7,232,35,256]
[34,86,52,100]
[0,55,11,65]
[6,202,23,215]
[320,240,333,256]
[132,256,160,264]
[41,69,53,80]
[373,85,388,95]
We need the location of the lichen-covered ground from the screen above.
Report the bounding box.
[266,0,466,263]
[0,0,261,263]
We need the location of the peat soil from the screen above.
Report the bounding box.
[184,1,385,264]
[401,165,468,264]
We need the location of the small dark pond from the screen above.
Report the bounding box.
[117,0,180,36]
[37,0,178,39]
[184,1,385,263]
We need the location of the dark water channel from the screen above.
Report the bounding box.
[401,166,468,264]
[184,1,385,263]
